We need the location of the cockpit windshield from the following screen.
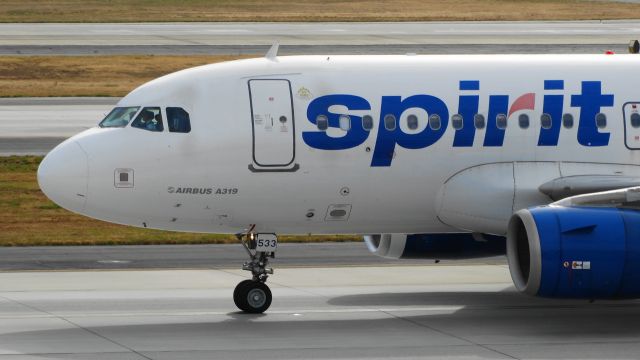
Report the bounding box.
[99,107,140,128]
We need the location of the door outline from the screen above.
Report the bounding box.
[248,79,296,168]
[623,101,640,150]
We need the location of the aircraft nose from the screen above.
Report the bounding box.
[37,140,89,213]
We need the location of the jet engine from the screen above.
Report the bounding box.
[363,233,505,260]
[507,206,640,299]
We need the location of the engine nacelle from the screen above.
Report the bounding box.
[364,233,505,260]
[507,206,640,299]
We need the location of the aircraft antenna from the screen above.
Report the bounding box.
[265,42,280,60]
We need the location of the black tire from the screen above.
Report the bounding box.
[233,280,254,310]
[237,281,272,314]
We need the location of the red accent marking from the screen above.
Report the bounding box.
[605,50,615,55]
[508,93,536,117]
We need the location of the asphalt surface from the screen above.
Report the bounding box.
[0,43,630,55]
[0,99,113,137]
[1,21,640,46]
[0,137,68,156]
[0,242,506,271]
[1,265,639,359]
[0,97,117,155]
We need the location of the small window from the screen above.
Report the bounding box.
[131,107,163,132]
[562,113,574,129]
[631,113,640,128]
[362,115,374,130]
[99,107,139,128]
[518,114,529,129]
[167,107,191,133]
[316,115,328,131]
[384,114,396,131]
[406,114,419,130]
[429,114,441,130]
[596,113,607,128]
[452,114,463,130]
[540,113,552,129]
[496,113,507,129]
[339,115,351,131]
[474,114,486,129]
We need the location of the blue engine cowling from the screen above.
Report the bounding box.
[507,206,640,299]
[364,233,505,259]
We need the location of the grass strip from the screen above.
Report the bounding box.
[0,55,251,98]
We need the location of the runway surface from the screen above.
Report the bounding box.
[0,98,114,137]
[0,242,505,271]
[0,98,116,155]
[2,21,640,46]
[0,43,630,56]
[0,265,639,359]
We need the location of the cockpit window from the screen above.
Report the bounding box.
[99,107,139,128]
[166,107,191,133]
[131,107,163,132]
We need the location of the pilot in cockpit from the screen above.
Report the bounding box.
[140,110,157,130]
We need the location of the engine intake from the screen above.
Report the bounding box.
[507,206,640,299]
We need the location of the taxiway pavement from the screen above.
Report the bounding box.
[2,21,640,46]
[0,264,638,359]
[0,242,505,271]
[0,98,116,156]
[0,43,630,56]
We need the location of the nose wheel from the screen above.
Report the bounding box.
[233,279,272,313]
[234,229,277,313]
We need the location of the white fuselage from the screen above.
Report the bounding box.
[37,54,640,236]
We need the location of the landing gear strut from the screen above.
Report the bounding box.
[233,228,276,313]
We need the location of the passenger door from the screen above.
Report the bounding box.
[248,79,296,170]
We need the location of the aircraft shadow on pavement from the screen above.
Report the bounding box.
[327,289,640,340]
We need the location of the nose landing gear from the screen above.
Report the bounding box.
[233,229,277,313]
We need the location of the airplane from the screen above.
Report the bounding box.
[37,43,640,313]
